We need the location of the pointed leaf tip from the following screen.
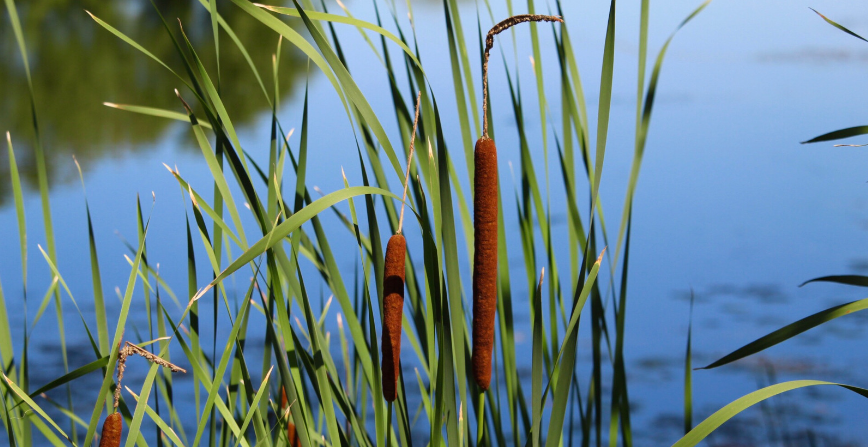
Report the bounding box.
[596,247,607,264]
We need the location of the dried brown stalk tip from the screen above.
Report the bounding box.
[381,234,407,401]
[472,137,498,391]
[113,341,186,410]
[98,412,123,447]
[397,90,422,235]
[482,14,564,138]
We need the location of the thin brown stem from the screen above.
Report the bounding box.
[397,91,422,234]
[482,14,564,139]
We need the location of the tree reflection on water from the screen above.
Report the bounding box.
[0,0,307,205]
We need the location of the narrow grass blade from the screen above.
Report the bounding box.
[6,133,26,291]
[233,367,273,447]
[673,380,868,447]
[700,297,868,369]
[103,103,213,129]
[86,11,186,84]
[590,0,617,201]
[256,4,424,71]
[530,269,544,447]
[614,0,710,266]
[197,0,270,103]
[20,357,109,401]
[684,290,694,434]
[799,275,868,288]
[810,8,868,43]
[0,279,12,379]
[125,387,185,447]
[30,278,60,343]
[175,91,249,249]
[443,0,475,186]
[294,258,342,445]
[73,157,111,358]
[801,125,868,144]
[545,250,604,447]
[189,275,255,447]
[1,374,74,445]
[195,186,394,299]
[5,2,70,437]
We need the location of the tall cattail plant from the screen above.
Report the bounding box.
[381,91,423,402]
[472,14,565,393]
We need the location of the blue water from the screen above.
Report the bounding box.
[3,0,868,445]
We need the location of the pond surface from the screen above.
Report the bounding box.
[3,0,868,446]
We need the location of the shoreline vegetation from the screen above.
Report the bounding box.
[2,0,868,446]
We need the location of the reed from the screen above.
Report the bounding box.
[472,14,564,392]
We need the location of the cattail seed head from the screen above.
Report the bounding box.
[381,233,406,401]
[98,412,123,447]
[472,137,498,391]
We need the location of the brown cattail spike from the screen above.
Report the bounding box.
[98,412,123,447]
[482,14,564,138]
[471,137,498,391]
[381,233,406,401]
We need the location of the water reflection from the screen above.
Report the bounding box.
[0,0,308,205]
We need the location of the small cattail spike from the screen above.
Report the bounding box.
[98,412,123,447]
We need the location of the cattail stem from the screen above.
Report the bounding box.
[482,14,564,138]
[386,402,394,447]
[476,390,487,445]
[397,91,422,235]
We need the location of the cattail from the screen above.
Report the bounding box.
[98,412,122,447]
[380,91,422,402]
[381,233,407,401]
[472,14,564,392]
